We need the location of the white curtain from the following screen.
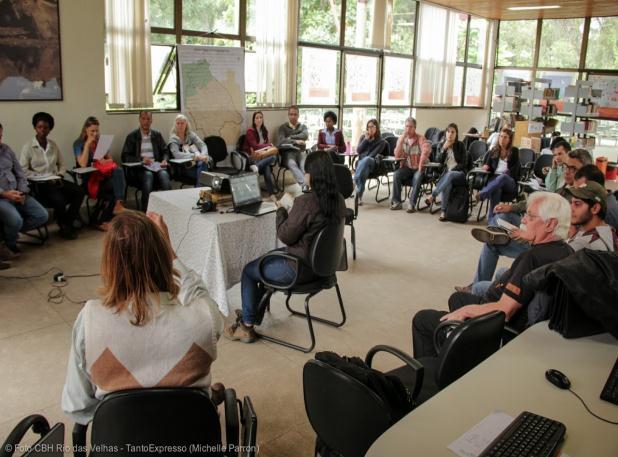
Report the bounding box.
[414,3,458,106]
[255,0,297,106]
[105,0,152,108]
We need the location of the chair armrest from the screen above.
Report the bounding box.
[433,319,464,354]
[224,388,239,457]
[0,415,50,457]
[365,345,425,401]
[257,252,300,289]
[72,423,88,457]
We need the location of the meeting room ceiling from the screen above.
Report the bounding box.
[427,0,618,20]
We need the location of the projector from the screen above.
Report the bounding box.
[200,171,231,193]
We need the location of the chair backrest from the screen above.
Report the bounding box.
[383,135,398,156]
[303,360,392,457]
[534,154,554,180]
[89,388,221,457]
[381,132,395,139]
[236,134,246,152]
[424,127,439,143]
[435,311,505,389]
[333,164,354,199]
[309,219,345,277]
[519,148,536,166]
[468,139,488,160]
[204,135,229,164]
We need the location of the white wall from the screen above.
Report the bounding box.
[0,0,490,164]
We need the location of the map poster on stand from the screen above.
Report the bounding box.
[0,0,63,101]
[177,45,246,148]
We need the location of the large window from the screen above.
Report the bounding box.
[297,0,491,146]
[494,16,618,157]
[106,0,253,111]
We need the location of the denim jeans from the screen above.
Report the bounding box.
[285,150,307,185]
[141,169,171,210]
[184,160,209,187]
[353,157,376,198]
[479,174,517,222]
[472,267,509,296]
[110,167,126,201]
[256,156,276,194]
[392,167,423,206]
[472,225,530,283]
[241,251,296,325]
[0,196,49,249]
[432,170,466,212]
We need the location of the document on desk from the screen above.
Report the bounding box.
[93,134,114,160]
[448,411,514,457]
[28,173,61,182]
[144,161,163,172]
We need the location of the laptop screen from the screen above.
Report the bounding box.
[230,173,261,207]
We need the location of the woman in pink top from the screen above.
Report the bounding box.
[242,111,278,195]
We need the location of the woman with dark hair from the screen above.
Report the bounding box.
[425,123,468,221]
[61,211,223,425]
[317,111,345,164]
[20,112,85,239]
[353,118,387,205]
[73,116,126,230]
[243,111,278,195]
[225,150,345,343]
[477,127,520,223]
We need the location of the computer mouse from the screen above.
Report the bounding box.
[545,369,571,390]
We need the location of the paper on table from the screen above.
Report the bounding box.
[144,161,162,172]
[73,166,97,174]
[93,134,114,160]
[447,411,514,457]
[29,173,61,182]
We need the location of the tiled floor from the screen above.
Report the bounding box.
[0,184,510,456]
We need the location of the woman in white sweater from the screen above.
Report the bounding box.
[168,114,212,187]
[62,211,223,425]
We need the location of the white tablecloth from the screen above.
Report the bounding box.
[148,188,278,315]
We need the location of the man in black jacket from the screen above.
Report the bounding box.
[121,111,171,210]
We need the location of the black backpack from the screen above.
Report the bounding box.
[445,184,469,223]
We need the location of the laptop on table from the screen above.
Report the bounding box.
[230,173,277,216]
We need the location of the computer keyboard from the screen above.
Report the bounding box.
[479,411,565,457]
[600,356,618,405]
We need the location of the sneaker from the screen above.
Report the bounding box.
[0,260,10,270]
[301,184,310,193]
[250,165,259,173]
[438,212,446,221]
[390,202,402,210]
[224,321,257,343]
[0,244,18,260]
[471,227,510,246]
[455,284,472,293]
[406,206,416,213]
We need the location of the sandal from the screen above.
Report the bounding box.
[95,222,110,232]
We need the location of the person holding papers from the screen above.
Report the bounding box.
[121,111,171,209]
[243,111,278,195]
[20,112,85,240]
[0,122,48,256]
[73,116,126,231]
[168,114,212,187]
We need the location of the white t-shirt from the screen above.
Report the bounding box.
[495,158,509,174]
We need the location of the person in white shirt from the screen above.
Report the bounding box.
[20,112,85,239]
[62,211,224,425]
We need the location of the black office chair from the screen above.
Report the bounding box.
[254,220,347,353]
[384,310,506,403]
[364,140,395,203]
[333,164,357,260]
[1,415,64,457]
[302,311,505,457]
[533,154,554,182]
[303,355,418,457]
[381,132,395,139]
[204,135,244,175]
[71,387,256,457]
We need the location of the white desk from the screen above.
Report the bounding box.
[148,188,277,316]
[366,323,618,457]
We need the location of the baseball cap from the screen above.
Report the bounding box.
[567,181,607,211]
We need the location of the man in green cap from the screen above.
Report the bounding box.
[566,181,618,252]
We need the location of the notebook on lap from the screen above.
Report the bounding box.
[230,173,277,217]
